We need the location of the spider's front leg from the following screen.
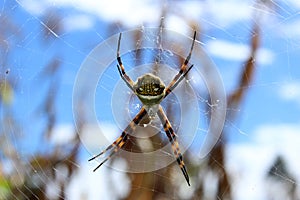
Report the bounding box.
[157,105,190,186]
[116,33,135,92]
[164,31,196,98]
[89,107,147,171]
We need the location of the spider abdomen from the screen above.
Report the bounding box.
[137,83,163,96]
[134,73,165,105]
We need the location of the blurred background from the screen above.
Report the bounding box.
[1,0,300,199]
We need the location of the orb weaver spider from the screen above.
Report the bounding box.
[89,31,196,186]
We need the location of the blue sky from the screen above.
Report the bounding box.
[6,0,298,142]
[2,0,300,199]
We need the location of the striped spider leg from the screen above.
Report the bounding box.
[89,31,196,186]
[116,33,135,92]
[88,107,147,171]
[157,105,190,186]
[164,31,196,98]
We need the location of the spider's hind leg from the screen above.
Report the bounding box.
[89,107,147,171]
[89,133,128,172]
[157,105,190,186]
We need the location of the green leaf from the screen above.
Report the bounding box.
[0,81,14,105]
[0,176,11,198]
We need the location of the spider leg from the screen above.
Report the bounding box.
[91,133,128,172]
[88,132,126,162]
[166,64,194,96]
[164,31,196,98]
[117,33,135,92]
[157,105,190,186]
[89,107,147,171]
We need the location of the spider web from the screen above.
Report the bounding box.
[1,0,300,200]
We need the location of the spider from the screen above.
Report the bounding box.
[89,31,196,186]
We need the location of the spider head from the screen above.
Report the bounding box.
[133,73,165,105]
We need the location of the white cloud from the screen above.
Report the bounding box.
[226,144,272,200]
[256,48,274,65]
[254,124,300,162]
[17,0,48,15]
[226,123,300,200]
[206,0,253,27]
[253,123,300,181]
[17,1,96,32]
[76,0,161,26]
[278,81,300,105]
[19,0,162,27]
[18,0,260,30]
[62,14,95,32]
[206,39,274,65]
[166,15,195,36]
[81,122,119,151]
[50,124,75,145]
[66,159,130,200]
[281,20,300,38]
[285,0,300,9]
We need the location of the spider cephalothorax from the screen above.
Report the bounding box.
[134,73,165,105]
[89,31,196,186]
